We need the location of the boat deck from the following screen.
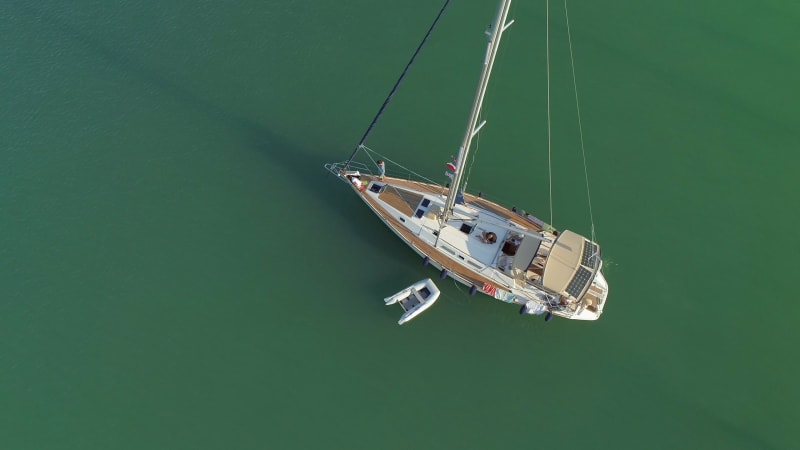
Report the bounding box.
[363,175,545,230]
[357,175,549,296]
[376,184,426,216]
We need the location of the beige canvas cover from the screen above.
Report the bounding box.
[542,230,586,296]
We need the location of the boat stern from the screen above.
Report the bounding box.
[541,230,608,321]
[570,268,608,320]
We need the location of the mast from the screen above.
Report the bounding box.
[442,0,514,221]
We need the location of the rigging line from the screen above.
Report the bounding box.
[546,0,554,226]
[464,15,512,195]
[462,121,481,195]
[360,146,443,187]
[342,0,452,171]
[564,0,596,243]
[463,111,483,193]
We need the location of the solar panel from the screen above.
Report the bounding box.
[566,266,592,298]
[581,240,598,267]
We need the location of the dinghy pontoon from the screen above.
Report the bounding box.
[384,278,440,325]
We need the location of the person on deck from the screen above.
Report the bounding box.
[377,160,386,181]
[480,231,497,244]
[347,175,365,191]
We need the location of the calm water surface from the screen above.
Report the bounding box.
[1,1,798,448]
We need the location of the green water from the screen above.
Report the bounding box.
[2,1,798,448]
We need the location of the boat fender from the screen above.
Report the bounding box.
[422,256,430,267]
[469,285,477,296]
[440,268,448,279]
[518,304,527,315]
[544,312,553,322]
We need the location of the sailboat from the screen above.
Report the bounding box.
[324,0,608,321]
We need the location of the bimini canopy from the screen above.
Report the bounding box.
[542,230,600,299]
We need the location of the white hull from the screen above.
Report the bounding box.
[325,168,609,321]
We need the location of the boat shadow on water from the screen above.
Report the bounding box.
[13,2,421,302]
